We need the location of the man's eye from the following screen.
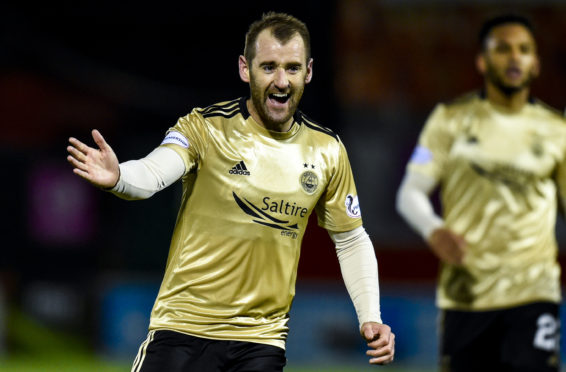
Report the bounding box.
[520,45,533,54]
[262,65,274,72]
[288,66,300,73]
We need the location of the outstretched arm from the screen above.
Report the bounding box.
[67,129,120,188]
[329,226,395,365]
[67,130,186,200]
[109,146,185,200]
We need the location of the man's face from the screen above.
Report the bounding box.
[478,23,539,95]
[239,28,313,131]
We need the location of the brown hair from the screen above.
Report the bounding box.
[244,12,311,63]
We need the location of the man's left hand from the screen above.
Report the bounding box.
[360,321,395,365]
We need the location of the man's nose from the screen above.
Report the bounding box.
[509,47,522,62]
[274,68,289,89]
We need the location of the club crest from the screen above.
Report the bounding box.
[300,171,318,194]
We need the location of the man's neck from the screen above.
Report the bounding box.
[485,83,530,112]
[246,99,293,132]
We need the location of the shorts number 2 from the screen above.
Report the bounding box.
[533,313,560,352]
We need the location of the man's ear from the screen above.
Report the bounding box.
[305,58,313,84]
[476,53,486,75]
[239,55,250,83]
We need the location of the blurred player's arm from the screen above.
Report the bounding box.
[328,226,394,365]
[396,170,466,265]
[396,170,442,239]
[67,129,185,200]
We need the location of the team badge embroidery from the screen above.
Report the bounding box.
[300,171,318,194]
[345,194,361,218]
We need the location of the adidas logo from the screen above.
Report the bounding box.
[229,161,251,176]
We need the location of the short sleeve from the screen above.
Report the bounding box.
[407,104,454,181]
[315,138,364,232]
[159,109,209,174]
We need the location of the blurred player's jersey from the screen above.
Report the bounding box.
[409,92,566,310]
[150,97,362,349]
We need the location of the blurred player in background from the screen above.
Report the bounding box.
[397,13,565,372]
[67,11,394,372]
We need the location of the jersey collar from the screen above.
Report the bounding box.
[239,97,301,140]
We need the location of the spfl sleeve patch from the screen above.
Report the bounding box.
[161,131,190,148]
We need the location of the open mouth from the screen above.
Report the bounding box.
[269,93,290,104]
[505,67,522,79]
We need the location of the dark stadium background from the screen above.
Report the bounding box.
[1,1,566,371]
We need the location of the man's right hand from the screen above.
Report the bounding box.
[67,129,120,189]
[427,227,467,265]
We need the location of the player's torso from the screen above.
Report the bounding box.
[151,100,340,345]
[446,101,563,189]
[185,107,329,243]
[438,97,566,309]
[441,99,566,242]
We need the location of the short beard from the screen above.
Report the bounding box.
[248,73,302,130]
[485,66,535,97]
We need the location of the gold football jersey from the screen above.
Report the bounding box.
[149,97,363,348]
[408,92,566,310]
